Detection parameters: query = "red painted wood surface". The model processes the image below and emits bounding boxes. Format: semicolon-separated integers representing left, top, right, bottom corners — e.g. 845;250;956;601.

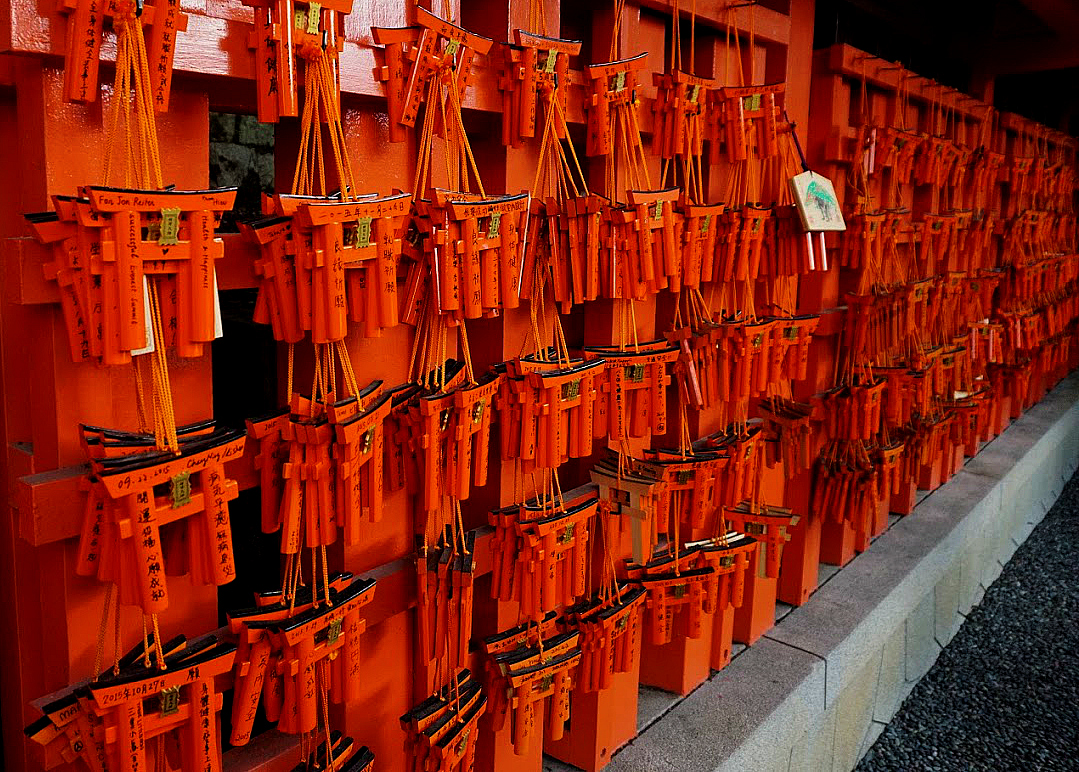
0;2;1075;771
0;5;811;769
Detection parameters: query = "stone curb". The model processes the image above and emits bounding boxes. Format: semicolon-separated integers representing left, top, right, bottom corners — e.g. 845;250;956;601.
597;373;1079;772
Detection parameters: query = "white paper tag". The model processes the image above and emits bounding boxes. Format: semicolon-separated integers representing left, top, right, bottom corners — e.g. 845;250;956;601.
130;269;223;357
131;276;156;356
213;268;223;340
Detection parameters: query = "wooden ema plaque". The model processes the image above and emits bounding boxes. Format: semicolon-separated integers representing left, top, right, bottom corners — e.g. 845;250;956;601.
500;31;582;147
494;356;605;472
696;533;759;670
260;383;385;554
713;83;785;162
583;341;678;442
229;576;376;738
242;0;352;122
677;201;725;289
563;586;646;694
520;194;605;311
651;70;714;160
401;673;486;772
85;637;236;772
626;547;715;647
625;189;684;293
589;455;663;565
27;186;237;365
691;427;765;514
485;628;581;756
584;54;649;158
226;573;354;745
58;0;188;108
401;371;501;531
410;192;530;323
27;633;235;772
415;533;477;701
543;586;645;772
76;430;245;614
628;546;714;696
757;397;817;472
634;449;726;535
489;485;598;618
25;634;177;771
373;8;493;141
723;502;799;581
244;192;411;344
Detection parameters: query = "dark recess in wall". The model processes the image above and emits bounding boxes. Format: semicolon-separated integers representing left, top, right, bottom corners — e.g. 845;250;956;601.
210;112;275;232
207;112;282;750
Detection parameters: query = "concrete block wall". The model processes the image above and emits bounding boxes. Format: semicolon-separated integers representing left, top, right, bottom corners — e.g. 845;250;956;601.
603;373;1079;772
209;113;274;230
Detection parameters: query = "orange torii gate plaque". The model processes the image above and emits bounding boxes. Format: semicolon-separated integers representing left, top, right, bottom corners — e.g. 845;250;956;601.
76;430;245;614
27;186;236;365
58;0;188;107
373;7;494;141
243;0;352;122
500;31;581;147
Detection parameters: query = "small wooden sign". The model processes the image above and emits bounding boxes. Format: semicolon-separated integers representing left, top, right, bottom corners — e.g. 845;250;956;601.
789;170;846;232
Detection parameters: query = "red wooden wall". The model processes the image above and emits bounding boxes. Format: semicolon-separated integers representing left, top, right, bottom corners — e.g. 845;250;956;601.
0;1;1074;771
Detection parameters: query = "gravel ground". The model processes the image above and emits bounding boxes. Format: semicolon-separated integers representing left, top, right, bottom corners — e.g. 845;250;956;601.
857;471;1079;772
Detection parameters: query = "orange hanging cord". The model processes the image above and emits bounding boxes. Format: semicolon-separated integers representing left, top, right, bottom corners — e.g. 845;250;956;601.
407;18;490;387
103;1;180;456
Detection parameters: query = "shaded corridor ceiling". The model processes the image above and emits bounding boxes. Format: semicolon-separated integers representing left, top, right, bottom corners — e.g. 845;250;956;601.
814;0;1079;135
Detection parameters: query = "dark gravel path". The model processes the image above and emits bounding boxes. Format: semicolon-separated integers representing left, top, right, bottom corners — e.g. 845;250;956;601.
857;470;1079;772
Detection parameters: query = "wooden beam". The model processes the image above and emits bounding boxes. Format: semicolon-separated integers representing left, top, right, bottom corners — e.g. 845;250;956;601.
635;0;792;46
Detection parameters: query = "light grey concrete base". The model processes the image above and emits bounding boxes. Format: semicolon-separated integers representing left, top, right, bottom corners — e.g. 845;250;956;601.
547;373;1079;772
